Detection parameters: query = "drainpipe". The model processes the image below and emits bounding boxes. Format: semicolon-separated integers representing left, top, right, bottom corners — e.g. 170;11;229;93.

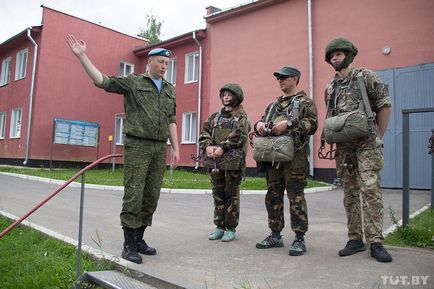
23;27;38;165
192;31;203;169
307;0;314;177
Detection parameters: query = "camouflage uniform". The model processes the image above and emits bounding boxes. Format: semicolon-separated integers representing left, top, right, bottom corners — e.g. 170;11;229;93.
199;84;249;231
255;91;318;234
96;72;176;229
325;67;392;244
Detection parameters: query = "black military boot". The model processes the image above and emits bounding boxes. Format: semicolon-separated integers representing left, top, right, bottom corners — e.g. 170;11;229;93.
338;240;367;256
122;227;142;264
135;226;156;255
370;243;392;262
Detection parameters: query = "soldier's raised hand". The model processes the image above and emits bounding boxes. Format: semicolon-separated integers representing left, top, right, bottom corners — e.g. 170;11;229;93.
66;34;86;57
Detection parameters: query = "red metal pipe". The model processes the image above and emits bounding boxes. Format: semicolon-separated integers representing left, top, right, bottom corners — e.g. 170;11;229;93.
0;154;123;238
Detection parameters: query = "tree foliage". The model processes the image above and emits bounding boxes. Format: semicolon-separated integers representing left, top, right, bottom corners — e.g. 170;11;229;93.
137;12;163;45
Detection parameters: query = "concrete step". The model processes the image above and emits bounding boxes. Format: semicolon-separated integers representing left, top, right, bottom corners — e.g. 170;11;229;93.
72;270;157;289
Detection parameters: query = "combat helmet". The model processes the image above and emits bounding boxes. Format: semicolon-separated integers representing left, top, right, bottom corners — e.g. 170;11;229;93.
325;38;358;70
220;83;244;107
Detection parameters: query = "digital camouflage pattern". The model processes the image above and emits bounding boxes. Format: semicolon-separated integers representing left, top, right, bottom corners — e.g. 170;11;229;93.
96;72;176;229
96;72;176;142
325;67;392;244
256;91;317;235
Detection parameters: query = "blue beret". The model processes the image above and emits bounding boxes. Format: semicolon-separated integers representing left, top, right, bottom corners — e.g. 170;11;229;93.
148;48;172;57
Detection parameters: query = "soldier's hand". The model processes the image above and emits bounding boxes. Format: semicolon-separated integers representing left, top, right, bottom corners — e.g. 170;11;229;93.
206;146;216;158
256;122;266;136
272;120;287;136
66;34;86;57
213;147;224;158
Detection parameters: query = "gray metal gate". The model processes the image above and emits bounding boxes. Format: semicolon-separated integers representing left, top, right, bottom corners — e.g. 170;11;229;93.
377;62;434;189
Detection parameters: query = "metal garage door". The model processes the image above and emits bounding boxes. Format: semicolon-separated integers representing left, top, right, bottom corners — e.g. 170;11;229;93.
377;62;434;189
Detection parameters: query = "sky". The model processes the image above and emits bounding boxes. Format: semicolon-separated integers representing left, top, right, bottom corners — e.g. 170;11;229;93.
0;0;252;43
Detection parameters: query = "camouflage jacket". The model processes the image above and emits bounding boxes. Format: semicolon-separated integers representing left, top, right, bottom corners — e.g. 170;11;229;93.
199;107;250;158
255;91;318;151
96;73;176;142
325;67;391;117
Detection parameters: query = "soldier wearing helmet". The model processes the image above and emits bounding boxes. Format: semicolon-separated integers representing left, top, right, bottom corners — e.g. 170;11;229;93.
199;83;250;242
323;38;393;262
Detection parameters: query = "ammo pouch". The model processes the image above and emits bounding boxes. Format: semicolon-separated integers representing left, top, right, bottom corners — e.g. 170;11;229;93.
324;110;369;144
253;135;294;163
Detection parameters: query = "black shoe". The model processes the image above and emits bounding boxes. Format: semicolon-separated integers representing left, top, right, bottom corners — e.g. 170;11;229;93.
122;244;142;264
136;240;157;255
370;243;392;262
338;240;367;256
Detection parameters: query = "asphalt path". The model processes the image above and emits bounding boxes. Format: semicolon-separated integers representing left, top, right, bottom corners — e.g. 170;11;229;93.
0;173;433;289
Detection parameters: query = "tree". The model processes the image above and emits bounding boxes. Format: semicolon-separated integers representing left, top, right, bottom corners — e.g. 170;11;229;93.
137;12;163;45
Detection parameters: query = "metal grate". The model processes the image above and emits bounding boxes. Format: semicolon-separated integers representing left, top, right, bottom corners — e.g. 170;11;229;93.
71;271;157;289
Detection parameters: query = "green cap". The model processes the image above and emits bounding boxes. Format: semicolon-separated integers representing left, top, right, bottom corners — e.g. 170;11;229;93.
273;66;301;78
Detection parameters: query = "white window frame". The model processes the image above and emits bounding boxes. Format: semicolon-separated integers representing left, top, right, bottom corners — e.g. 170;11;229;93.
182;112;197;144
1;57;12;86
184;51;199;84
10;108;22;138
115;115;124;145
119;61;134;76
15;48;28;80
0;112;6;139
165;57;177;85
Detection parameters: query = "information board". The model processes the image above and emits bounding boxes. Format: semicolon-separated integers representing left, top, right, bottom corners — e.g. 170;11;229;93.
53;118;99;147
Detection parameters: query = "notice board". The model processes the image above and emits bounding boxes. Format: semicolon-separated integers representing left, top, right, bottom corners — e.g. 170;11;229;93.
53;118;99;147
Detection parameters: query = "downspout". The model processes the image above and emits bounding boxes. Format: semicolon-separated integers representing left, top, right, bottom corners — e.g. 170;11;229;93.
23;27;38;165
308;0;314;176
192;31;203;169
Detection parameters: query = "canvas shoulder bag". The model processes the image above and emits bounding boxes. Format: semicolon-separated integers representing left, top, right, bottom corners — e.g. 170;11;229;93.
323;73;374;144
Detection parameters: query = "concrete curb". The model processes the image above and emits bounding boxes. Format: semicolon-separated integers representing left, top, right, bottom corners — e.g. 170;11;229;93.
0;172;335;195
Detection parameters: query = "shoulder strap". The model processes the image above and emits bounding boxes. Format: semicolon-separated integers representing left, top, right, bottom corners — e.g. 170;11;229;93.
356;72;374;119
264;102;277;123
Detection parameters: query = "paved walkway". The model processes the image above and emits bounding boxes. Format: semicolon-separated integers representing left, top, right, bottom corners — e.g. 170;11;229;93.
0;173;433;289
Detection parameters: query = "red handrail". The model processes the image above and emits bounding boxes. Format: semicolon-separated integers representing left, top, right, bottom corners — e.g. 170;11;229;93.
0;154;123;238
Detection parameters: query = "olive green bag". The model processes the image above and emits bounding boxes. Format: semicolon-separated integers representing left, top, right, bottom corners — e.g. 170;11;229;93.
253;135;294;163
324;74;374;144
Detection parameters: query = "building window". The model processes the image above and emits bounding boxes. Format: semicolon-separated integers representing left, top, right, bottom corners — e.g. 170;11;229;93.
0;112;6;139
1;57;11;86
10;108;22;138
182;112;197;143
15;49;28;80
185;52;199;83
115;115;124;145
119;62;134;76
165;58;177;85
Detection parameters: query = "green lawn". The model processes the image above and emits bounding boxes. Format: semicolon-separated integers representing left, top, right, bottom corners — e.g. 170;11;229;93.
0;166;329;190
0;216;114;289
385;208;434;249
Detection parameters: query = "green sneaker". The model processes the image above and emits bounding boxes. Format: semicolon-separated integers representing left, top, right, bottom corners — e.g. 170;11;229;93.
221;230;235;242
208;228;225;240
289;238;306;256
256;235;284;249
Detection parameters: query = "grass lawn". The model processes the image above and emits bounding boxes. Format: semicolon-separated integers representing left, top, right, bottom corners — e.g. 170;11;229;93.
385;208;434;249
0;216;114;289
0;166;328;190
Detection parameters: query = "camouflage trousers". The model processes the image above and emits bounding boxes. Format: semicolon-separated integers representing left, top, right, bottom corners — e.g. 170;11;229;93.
336;138;385;244
210;169;242;230
121;136;167;229
264;160;308;234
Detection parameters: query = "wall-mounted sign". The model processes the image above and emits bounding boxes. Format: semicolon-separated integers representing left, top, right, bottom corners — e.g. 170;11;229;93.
53;118;99;147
